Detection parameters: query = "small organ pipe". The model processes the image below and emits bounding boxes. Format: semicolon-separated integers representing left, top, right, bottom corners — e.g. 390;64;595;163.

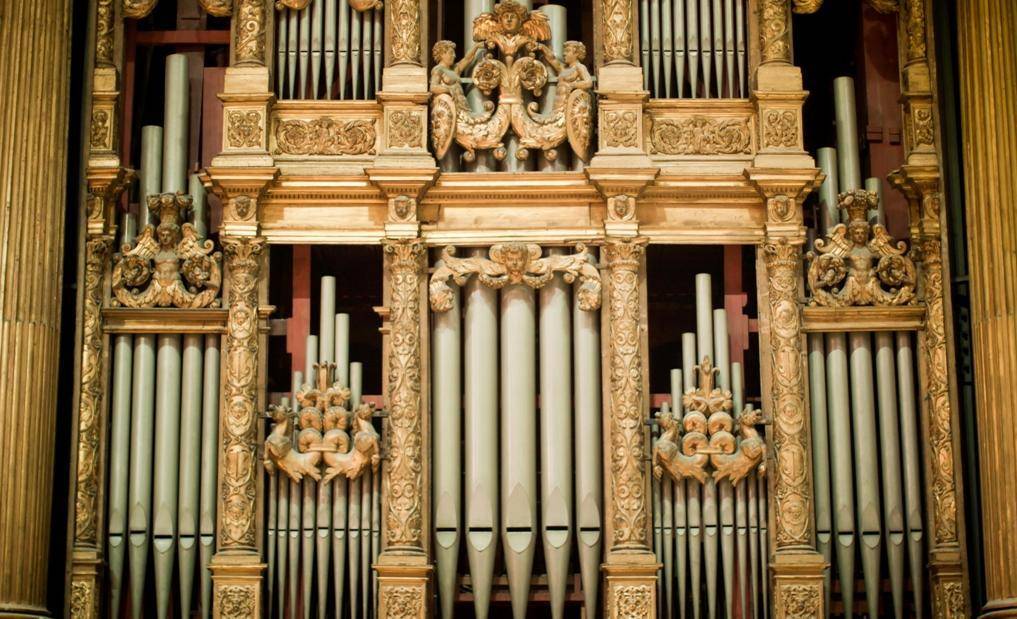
277;12;288;96
200;337;220;618
711;0;723;96
371;457;382;618
574;256;602;619
464;248;498;618
825;332;855;616
687;0;699;98
311;0;324;98
302;339;318;619
325;0;338;99
288;372;303;619
363;8;374;99
807;334;833;614
817;148;840;233
694;277;718;619
653;445;664;614
268;433;278;615
695;275;714;361
731;363;748;615
299;6;311;98
723;0;734;97
107;327;134;616
896;333;924;618
746;471;759;619
662;0;673;98
681;332;702;619
317;279;338;618
849;332;882;618
538;5;567;171
756;467;768;619
875;332;906;617
127;334;156;619
432;260;461;619
650;0;661;96
372;8;382;94
361;467;372;618
674;0;686;98
350;362;364;618
287;9;299;98
338;0;350;99
734;0;745;96
699;0;712;97
276;460;289;619
865;176;884;226
833;76;862;191
670;368;688;619
351;9;362;100
138;126;163;227
152;335;182;619
713;310;735;619
162;54;189;193
641;0;650;90
178;334;205;616
662;459;675;619
333;313;350;616
501;283;537;619
189;173;207;238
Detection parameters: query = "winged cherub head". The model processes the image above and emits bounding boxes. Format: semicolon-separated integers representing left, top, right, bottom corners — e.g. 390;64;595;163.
494;0;528;33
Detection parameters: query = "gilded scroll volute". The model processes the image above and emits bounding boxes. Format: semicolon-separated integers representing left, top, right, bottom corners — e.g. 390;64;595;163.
807;189;917;307
428;0;593;164
111;193;223;309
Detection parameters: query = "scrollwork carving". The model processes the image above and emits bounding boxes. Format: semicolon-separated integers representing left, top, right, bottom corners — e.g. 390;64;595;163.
759;0;791;64
90;110;111;151
904;0;927;62
613;584;653;618
198;0;233;16
429;243;602;313
383;586;424;618
123;0;158;19
388;110;423;149
649;116;752;155
95;0;115;66
763;110;798;148
778;584;822;618
601;0;635;64
70;578;98;619
111;193;222;309
227;111;263;149
216;584;257;618
235;0;267;66
603;110;639;148
807;189;916;307
389;0;421;65
275;118;377;156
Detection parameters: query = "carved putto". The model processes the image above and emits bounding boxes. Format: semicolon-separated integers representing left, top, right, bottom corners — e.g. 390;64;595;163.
429;243;602;312
264;362;381;483
653;357;766;485
807;189;917;307
429;0;593;163
111;193;222;308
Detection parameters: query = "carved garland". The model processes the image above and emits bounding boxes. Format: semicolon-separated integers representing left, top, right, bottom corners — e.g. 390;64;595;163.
649;116;752;155
606;238;649;548
275;117;377;156
219;236;265;550
72;237;113;546
763;238;812;548
384;239;426;549
429;243;602;313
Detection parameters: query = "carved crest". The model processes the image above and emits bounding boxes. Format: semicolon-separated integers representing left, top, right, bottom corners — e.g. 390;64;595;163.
264;362;381;483
429;243;602;312
111;193;222;309
653;357;766;485
807;189;917;307
428;0;593;163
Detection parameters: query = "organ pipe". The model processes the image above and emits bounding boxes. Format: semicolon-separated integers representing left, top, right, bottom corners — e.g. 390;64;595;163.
288;371;302;619
178;334;205;616
651;0;662;96
317;280;337;619
849;333;882;618
896;333;924;619
350;362;364;619
825;332;856;616
673;0;686;98
875;332;906;617
694;276;718;619
710;0;722;96
670;368;688;619
807;334;833;614
713;309;735;619
311;0;324;98
681;332;702;618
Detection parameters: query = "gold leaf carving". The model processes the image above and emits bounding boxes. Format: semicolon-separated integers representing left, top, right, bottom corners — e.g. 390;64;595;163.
933;578;966;618
649;116;752;155
384;239;426;549
605;238;649;548
601;0;634;63
904;0;927;61
382;586;424;618
807;189;916;307
911;106;935;147
429;243;602;313
123;0;158;19
778;584;822;618
198;0;233;16
275;118;377;156
235;0;267;66
759;0;791;64
90;110;112;151
227;111;263;149
70;578;98;619
72;237;112;546
763;110;798;148
96;0;115;66
112;194;222;309
613;584;653;618
389;0;421;65
219;236;265;550
762;238;812;548
603;110;639;148
216;584;257;617
388;110;423;149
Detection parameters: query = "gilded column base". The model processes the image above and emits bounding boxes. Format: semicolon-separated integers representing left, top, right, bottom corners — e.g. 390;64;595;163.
771;552;826;618
602;552;660;619
68;550;102;619
210;554;265;618
376;553;431;619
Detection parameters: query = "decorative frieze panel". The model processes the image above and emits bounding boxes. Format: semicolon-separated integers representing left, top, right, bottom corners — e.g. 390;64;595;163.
270;104;381;158
645;102;756;157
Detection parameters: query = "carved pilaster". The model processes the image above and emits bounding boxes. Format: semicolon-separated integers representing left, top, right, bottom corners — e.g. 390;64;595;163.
586;167;658;237
234;0;268;67
602;237;659;618
201;167;279;237
388;0;422;66
377;238;431;617
759;0;792;65
600;0;635;65
95;0;115;67
89;66;122;169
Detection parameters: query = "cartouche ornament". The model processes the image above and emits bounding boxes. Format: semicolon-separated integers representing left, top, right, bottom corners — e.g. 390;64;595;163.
429;0;593;163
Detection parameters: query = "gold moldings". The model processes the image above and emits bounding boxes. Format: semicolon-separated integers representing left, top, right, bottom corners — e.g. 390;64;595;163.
801;305;926;332
72;237;113;547
605;237;649;548
70;577;98;619
762;238;812;548
102;307;231;334
429;243;602;312
807;189;917;307
219;236;266;550
429;5;593;163
235;0;268;66
274;117;377;156
389;0;422;65
653;357;766;485
649;116;752;155
601;0;635;64
264;362;381;482
904;0;927;62
112;193;223;309
123;0;158;19
227;110;264;149
383;239;426;549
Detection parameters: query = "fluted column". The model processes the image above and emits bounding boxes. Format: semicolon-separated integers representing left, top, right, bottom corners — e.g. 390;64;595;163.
376;239;430;619
957;1;1017;615
0;0;73;615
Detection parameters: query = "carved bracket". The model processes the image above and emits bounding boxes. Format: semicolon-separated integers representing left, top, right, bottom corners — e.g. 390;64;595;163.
807;189;917;307
429;243;602;312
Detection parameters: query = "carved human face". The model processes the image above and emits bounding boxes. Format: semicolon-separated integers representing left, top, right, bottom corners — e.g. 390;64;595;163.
441;48;455;67
564;46;577;65
848;222;868;246
500;11;520;32
157;224;177;248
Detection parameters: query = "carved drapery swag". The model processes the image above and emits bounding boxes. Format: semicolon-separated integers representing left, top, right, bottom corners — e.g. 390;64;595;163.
384;239;426;549
219;236;265;550
112;193;222;309
605;238;650;549
429;243;602;313
763;238;813;548
653;357;766;485
807;189;917;307
430;1;593;164
73;237;114;546
264;362;381;483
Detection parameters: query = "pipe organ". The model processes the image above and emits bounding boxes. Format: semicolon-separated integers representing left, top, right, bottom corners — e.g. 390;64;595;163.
58;0;973;618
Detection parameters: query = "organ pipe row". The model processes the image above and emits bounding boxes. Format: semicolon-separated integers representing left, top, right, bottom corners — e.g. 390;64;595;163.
107;54;221;618
806;76;926;617
652;273;768;619
276;0;383;100
430;247;602;619
640;0;747;99
265;277;382;618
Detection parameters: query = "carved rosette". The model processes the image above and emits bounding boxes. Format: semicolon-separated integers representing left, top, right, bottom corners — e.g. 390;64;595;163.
605;238;649;548
235;0;268;66
389;0;421;65
762;239;812;548
429;243;602;313
72;237;113;547
219;236;266;550
601;0;635;63
384;239;426;549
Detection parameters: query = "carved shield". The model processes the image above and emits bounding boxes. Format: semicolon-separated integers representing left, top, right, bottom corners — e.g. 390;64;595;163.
566;89;593;163
431;93;456;160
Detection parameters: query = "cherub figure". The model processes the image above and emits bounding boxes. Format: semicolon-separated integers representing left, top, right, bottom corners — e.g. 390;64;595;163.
429;40;486;109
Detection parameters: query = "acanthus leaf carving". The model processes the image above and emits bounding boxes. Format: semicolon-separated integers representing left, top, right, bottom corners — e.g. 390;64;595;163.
778;584;823;618
807;189;917;307
112;193;222;309
649;116;752;155
429;243;602;313
275;117;377;156
613;584;653;619
389;0;421;65
216;584;257;618
96;0;115;66
227;110;263;149
198;0;233;16
601;0;635;63
763;110;798;148
759;0;791;64
235;0;268;66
